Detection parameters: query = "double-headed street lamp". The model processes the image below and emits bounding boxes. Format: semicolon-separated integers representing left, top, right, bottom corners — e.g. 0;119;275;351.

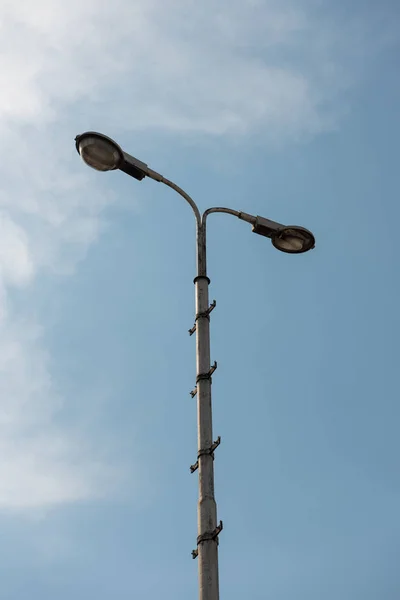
75;131;315;600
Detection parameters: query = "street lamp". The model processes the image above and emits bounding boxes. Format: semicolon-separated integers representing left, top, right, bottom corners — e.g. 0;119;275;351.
75;131;315;600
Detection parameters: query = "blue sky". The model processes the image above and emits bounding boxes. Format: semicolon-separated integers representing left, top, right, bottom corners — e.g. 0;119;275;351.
0;0;399;598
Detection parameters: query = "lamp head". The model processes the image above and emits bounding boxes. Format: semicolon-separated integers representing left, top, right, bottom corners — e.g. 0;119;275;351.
75;131;150;181
75;132;123;172
252;216;315;254
271;226;315;254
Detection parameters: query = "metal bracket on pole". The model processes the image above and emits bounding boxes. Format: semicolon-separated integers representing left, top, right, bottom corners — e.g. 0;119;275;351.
189;362;217;398
188;300;216;336
192;521;223;559
190;436;221;473
196;361;217;383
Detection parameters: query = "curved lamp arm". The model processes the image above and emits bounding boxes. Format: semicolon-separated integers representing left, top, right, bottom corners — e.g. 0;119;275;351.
202;207;256;225
153;174;205;275
157;173;202;226
199;207;259;277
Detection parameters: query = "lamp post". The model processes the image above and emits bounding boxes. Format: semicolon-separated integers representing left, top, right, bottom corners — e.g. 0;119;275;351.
75;132;315;600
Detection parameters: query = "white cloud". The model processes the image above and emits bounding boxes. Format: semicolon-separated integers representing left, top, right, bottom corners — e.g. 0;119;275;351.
0;213;34;288
0;0;353;137
0;316;119;509
0;0;390;510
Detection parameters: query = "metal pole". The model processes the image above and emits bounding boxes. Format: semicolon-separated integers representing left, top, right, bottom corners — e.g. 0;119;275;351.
194;219;220;600
154;177;221;599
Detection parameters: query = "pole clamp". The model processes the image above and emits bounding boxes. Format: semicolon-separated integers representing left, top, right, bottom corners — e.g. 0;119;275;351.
193;275;211;285
189;362;217;398
192;521;223;559
188;300;216;336
196;361;217;384
190;436;221;473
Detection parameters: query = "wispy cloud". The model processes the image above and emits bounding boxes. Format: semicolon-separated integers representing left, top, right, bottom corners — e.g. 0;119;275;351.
0;0;389;510
0;0;356;137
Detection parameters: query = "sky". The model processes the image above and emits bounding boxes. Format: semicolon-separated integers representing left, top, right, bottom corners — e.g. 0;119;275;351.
0;0;399;598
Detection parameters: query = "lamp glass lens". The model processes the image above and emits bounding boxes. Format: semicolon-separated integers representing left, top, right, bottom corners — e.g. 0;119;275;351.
272;227;315;254
276;234;304;252
78;136;121;171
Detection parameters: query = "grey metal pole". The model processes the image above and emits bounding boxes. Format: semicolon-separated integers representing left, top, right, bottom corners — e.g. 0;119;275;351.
194;220;220;600
153;177;222;599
